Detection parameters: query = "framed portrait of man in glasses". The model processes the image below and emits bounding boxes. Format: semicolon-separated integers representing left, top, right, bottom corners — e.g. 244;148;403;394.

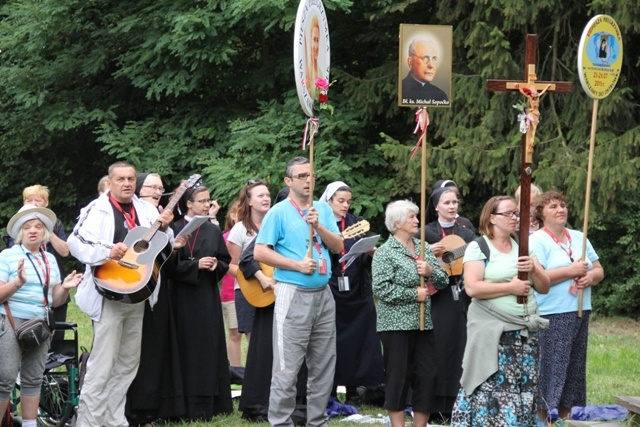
398;24;452;108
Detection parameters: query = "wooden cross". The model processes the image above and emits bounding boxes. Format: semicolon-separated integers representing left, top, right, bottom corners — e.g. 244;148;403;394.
487;34;572;304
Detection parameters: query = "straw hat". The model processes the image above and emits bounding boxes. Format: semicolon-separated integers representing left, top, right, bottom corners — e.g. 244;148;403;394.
7;204;56;239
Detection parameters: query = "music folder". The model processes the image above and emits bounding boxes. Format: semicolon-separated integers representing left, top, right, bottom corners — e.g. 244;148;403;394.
176;215;211;238
338;235;380;269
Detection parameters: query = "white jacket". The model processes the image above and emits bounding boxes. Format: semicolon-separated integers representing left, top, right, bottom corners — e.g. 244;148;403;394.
68;194;173;321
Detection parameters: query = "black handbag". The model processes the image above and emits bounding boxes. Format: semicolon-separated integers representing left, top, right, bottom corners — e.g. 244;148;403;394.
14;316;52;351
3;303;52;351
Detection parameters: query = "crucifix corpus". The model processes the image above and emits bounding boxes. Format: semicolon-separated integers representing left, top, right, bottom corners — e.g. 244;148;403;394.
487;34;572;304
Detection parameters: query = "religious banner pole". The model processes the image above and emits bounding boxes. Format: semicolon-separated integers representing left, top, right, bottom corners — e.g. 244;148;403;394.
293;0;331;257
398;24;452;330
307;121;319;257
487;34;572;304
418;108;428;330
577;15;623;317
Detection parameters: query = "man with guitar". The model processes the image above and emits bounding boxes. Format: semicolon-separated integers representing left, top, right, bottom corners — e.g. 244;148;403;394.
254;157;343;427
68;162;180;427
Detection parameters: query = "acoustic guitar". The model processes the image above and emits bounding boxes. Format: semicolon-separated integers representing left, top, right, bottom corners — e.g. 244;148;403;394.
237;219;372;307
435;234;468;276
93;174;202;304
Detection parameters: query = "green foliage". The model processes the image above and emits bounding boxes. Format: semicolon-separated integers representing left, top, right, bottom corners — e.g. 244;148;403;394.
589;190;640;319
1;0;640;314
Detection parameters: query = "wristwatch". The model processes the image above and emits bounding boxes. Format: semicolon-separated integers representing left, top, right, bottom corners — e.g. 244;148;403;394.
13;280;23;289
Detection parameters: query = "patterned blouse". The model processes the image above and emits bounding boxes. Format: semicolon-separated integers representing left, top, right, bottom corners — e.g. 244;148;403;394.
372;235;448;332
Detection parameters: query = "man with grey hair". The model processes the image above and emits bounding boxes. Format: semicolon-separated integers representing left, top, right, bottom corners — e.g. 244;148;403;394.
401;38;449;104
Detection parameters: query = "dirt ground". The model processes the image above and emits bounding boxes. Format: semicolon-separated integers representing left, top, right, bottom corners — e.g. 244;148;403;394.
589;315;640;337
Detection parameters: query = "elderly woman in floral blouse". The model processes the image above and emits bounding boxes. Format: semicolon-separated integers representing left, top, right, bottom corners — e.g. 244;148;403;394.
372;200;449;427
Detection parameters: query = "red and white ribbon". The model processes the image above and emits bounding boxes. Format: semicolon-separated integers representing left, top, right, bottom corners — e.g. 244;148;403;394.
301;117;320;150
410;108;429;160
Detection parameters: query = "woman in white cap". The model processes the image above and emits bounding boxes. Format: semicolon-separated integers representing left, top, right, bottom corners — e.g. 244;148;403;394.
0;204;82;427
320;181;384;406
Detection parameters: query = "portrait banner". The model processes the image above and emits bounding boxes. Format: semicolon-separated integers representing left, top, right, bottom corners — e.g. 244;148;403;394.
398;24;452;108
294;0;331;117
578;15;623;100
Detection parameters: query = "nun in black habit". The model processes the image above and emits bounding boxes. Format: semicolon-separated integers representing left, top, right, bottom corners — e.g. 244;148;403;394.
169;185;233;420
423;186;476;419
126;173;185;425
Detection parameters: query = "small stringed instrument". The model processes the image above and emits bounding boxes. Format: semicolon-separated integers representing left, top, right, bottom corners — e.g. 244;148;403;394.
238;219;372;307
435;234;468;276
341;219;370;239
93;174;202;303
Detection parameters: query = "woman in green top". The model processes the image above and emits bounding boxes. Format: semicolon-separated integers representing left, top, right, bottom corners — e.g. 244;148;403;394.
451;195;550;427
372;200;449;427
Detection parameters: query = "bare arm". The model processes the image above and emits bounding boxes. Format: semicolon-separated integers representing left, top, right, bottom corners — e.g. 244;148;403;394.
530;257;550;294
575;260;604;289
546;258;589;286
49;234;70;257
307;206;343;253
226;240;242;278
254;243;316;275
463;260;524;299
52;270;83;307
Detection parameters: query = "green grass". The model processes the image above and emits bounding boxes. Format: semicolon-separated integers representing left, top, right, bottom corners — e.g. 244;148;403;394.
65;293;640;426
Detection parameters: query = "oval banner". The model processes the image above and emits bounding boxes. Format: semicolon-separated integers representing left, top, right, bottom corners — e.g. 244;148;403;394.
577;15;623;99
293;0;330;117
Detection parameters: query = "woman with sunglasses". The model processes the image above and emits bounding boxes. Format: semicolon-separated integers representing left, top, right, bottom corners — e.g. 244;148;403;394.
226;180;273;347
452;196;550;427
170;186;232;421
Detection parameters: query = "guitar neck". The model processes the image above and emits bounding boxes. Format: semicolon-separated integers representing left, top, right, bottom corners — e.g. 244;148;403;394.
140;182;190;241
451;245;468;260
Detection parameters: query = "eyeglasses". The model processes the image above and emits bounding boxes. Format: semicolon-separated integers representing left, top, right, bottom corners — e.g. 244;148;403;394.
142;185;164;193
247;179;266;185
195;199;212;204
493;211;520;218
289;173;317;180
412;54;439;65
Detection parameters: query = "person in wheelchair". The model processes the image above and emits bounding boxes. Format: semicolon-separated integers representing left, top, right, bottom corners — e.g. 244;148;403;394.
0;205;82;427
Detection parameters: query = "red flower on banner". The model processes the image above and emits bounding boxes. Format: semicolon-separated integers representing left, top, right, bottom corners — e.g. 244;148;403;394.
314;78;334;115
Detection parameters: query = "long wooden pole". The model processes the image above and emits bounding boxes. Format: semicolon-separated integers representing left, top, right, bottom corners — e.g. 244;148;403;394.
578;98;598;318
307;121;318;257
419;108;428;331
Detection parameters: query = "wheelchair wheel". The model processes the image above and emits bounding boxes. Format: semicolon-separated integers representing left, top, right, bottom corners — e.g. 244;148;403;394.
37;372;75;427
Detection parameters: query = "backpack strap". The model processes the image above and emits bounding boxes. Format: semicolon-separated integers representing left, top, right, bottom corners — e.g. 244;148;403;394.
474;236;491;265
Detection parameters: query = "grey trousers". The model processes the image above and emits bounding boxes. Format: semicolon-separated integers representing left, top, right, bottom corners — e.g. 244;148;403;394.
269;283;336;427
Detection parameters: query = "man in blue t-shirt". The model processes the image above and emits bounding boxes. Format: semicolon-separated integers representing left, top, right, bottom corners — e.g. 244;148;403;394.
255;156;343;427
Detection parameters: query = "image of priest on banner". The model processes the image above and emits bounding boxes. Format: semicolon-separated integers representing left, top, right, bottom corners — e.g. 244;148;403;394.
401;37;448;105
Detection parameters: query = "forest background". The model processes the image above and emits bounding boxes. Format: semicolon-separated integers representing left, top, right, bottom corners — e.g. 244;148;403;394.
0;0;638;318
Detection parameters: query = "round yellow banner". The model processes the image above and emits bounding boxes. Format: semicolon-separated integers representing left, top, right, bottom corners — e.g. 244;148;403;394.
577;15;623;99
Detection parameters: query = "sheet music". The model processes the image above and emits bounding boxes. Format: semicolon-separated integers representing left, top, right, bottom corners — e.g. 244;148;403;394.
176;215;211;238
338;235;380;269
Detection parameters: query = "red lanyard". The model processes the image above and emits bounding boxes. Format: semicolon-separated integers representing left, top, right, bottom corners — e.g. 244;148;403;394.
184;218;202;258
441;226;454;239
109;194;137;230
339;217;346;273
24;247;51;307
543;227;574;262
289;198;323;256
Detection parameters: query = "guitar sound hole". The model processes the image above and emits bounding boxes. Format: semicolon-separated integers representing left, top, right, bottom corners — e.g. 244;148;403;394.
134;241;149;252
441;252;454;263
